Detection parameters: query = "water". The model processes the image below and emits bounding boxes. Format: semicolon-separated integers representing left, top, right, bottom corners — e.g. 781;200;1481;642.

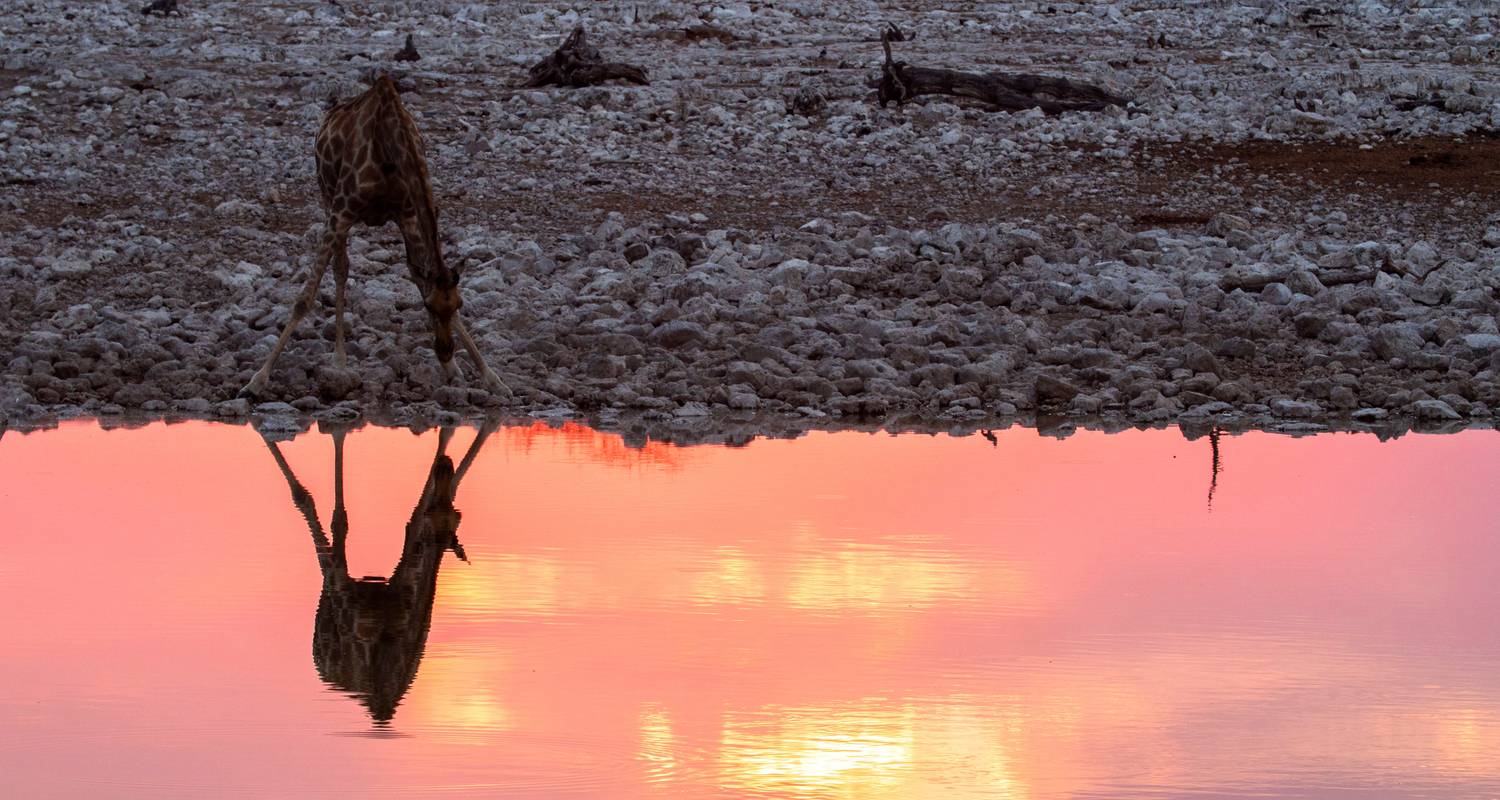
1;420;1498;798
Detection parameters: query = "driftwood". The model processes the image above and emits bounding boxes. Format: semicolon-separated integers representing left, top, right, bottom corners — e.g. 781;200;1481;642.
786;84;827;116
681;24;737;43
1218;266;1375;292
1299;6;1338;35
876;24;1129;114
525;25;649;88
394;33;421;63
649;24;738;44
1391;94;1486;114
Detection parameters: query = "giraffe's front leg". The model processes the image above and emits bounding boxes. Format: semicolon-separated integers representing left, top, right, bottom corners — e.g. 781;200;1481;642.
453;315;510;397
241;276;320;401
240;221;346;400
241;367;272;401
480;367;508;395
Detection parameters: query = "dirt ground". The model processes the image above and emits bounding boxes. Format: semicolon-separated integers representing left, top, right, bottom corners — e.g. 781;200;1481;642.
3;1;1500;429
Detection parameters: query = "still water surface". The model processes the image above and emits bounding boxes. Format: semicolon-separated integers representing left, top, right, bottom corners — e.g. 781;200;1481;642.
1;420;1498;798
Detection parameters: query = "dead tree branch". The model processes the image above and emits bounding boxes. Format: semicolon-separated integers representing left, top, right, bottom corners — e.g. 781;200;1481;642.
876;23;1130;114
525;25;649;89
394;33;421;62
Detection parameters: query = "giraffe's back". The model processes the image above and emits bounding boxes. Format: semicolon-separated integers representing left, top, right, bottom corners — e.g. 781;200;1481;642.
313;76;431;227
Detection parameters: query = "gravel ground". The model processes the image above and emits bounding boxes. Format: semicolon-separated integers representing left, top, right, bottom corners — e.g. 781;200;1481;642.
2;0;1499;435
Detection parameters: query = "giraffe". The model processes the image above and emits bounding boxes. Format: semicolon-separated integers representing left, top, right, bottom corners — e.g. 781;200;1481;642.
260;421;496;723
240;74;507;400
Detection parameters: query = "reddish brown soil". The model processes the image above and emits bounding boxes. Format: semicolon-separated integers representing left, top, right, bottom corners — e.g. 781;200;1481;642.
499;135;1500;240
1130;136;1500;238
1211;135;1500;193
10;136;1496;246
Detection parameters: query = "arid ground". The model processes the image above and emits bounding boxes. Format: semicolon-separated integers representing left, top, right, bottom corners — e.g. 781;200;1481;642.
3;0;1499;436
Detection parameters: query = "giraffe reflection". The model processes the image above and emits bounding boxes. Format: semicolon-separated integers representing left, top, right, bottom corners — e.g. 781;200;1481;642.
261;422;495;723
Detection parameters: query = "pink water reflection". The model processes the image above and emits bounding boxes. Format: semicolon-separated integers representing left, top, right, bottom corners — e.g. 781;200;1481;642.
1;420;1498;798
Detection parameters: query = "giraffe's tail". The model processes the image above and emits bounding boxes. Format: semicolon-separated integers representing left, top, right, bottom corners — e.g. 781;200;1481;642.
369;74;411;177
371;72;402;103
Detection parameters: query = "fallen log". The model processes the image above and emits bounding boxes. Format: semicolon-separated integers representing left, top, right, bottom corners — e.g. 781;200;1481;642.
648;24;738;44
525;25;649;89
1391;94;1487;114
875;23;1129;114
1218;266;1374;292
1312;268;1378;287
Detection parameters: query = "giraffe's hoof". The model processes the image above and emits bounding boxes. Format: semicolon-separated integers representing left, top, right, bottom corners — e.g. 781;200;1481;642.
443;360;465;384
239;374;269;401
482;371;512;397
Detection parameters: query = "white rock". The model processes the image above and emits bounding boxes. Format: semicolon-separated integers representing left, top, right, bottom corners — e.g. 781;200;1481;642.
1413;399;1461;420
769;259;813;287
1462;333;1500;354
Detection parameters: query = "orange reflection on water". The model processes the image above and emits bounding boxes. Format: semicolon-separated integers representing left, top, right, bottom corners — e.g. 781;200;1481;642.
504;419;690;470
1;420;1499;798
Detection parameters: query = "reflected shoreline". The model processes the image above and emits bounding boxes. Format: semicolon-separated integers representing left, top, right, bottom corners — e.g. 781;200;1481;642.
3;406;1493;449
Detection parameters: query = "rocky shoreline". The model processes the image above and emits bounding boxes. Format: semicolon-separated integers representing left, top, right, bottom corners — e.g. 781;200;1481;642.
2;404;1488;453
5;209;1500;432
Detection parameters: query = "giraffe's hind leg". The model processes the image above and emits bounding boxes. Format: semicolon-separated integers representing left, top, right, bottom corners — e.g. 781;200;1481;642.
240;217;351;400
332;240;351;370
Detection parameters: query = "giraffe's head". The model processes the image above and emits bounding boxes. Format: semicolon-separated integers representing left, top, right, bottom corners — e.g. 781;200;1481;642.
424;272;462;365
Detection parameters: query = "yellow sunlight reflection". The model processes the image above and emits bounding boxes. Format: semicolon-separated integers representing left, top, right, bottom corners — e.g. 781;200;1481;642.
404;654;514;737
719;702;916;798
716;700;1032;798
639;704;678;782
440;524;1032;618
440;553;600;616
784;544;977;611
1435;708;1500;770
687;546;769;606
